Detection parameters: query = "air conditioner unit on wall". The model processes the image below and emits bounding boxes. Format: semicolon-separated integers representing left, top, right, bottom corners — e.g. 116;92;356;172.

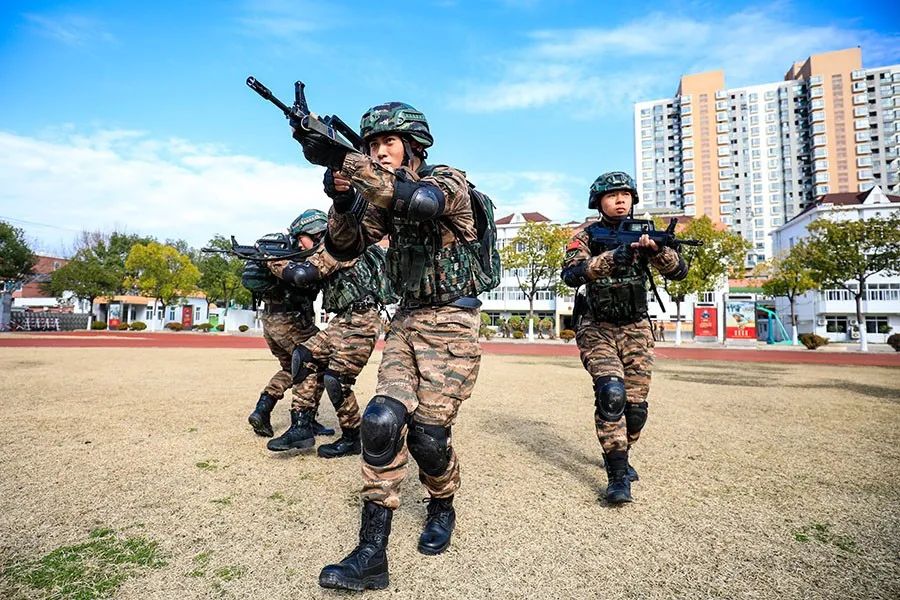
849;318;859;327
816;318;826;326
850;329;861;339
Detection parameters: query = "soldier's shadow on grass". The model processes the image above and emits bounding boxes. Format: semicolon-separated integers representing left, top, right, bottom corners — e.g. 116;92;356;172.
480;411;603;494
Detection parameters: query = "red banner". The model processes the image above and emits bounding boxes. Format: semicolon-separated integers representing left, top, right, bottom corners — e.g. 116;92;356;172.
182;305;194;329
693;306;717;337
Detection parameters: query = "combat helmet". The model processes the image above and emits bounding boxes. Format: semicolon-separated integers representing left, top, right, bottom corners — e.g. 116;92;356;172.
359;102;433;149
289;209;328;239
588;171;639;210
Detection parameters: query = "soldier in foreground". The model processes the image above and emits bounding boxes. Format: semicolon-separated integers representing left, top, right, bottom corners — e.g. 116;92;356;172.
296;102;496;590
265;241;395;457
561;172;689;504
246;210;334;441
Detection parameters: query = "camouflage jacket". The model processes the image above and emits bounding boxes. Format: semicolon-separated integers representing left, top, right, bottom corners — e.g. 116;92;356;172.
325;154;479;307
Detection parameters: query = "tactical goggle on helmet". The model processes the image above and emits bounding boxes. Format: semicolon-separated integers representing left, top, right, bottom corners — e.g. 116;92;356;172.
289;209;328;238
359;102;433;149
588;171;639;210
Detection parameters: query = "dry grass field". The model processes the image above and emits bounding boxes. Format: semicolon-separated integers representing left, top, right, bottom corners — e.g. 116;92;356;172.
0;347;898;599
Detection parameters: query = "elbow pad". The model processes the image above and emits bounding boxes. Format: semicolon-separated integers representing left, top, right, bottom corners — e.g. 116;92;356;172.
666;257;689;281
392;178;445;221
281;262;321;287
562;262;590;287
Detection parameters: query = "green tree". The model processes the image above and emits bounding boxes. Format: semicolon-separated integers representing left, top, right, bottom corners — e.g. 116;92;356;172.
41;249;116;315
663;216;750;344
803;215;900;352
125;242;201;330
761;243;817;345
41;230;153;317
196;235;250;317
499;222;570;340
0;221;37;330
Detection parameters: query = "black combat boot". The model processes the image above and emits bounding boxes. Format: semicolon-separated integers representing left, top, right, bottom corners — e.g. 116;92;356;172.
266;409;315;451
248;393;277;437
417;496;456;556
317;427;361;458
319;501;392;591
604;450;633;504
627;456;639;482
312;416;335;437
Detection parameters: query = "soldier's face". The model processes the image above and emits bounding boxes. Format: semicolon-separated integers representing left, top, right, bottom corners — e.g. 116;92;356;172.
368;134;405;171
296;234;316;250
599;190;633;219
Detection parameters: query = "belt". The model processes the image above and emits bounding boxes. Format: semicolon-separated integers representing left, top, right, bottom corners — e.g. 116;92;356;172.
401;296;482;310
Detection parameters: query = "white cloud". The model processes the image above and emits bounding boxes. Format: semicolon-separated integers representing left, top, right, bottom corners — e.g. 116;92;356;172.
23;13;116;46
468;170;582;222
458;7;900;114
0;129;332;254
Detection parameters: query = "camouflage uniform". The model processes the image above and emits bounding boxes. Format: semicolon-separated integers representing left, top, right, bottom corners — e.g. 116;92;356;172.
561;171;688;504
273;246;387;434
563;227;682;453
327;152;482;508
259;289;324;416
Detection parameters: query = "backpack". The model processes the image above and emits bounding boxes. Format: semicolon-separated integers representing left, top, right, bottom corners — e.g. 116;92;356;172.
421;166;501;294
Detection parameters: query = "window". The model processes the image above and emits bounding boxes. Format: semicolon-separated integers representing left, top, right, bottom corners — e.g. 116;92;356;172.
865;316;889;334
826;316;848;333
195;306;202;321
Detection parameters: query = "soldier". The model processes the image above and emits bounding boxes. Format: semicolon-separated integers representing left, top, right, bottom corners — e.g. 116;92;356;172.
561;172;688;504
247;210;334;442
296;102;491;590
265;242;395;457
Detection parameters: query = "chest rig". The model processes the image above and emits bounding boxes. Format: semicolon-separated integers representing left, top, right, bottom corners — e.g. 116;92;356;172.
321;247;382;314
386;216;479;307
585;231;649;325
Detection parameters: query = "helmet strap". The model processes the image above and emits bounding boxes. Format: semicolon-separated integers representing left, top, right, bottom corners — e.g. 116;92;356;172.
401;138;413;168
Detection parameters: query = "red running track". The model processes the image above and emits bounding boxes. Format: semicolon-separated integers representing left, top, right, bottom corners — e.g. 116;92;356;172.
1;331;898;367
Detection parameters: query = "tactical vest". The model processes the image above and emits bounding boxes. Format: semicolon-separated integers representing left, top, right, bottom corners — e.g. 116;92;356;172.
386;165;484;307
322;246;394;313
386;218;480;307
584;224;649;325
264;281;316;324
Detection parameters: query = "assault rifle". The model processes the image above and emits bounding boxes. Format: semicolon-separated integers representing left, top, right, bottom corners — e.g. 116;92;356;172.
246;76;363;152
201;233;315;263
585;217;703;256
585;217;702;315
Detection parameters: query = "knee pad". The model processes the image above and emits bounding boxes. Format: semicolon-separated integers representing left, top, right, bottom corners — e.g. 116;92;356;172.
291;345;314;385
594;376;627;422
407;420;451;477
625;401;649;435
361;395;408;467
323;370;345;409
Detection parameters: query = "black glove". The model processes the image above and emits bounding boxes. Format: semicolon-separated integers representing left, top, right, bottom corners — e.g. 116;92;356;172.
282;261;321;287
323;169;357;213
300;131;348;170
612;244;636;269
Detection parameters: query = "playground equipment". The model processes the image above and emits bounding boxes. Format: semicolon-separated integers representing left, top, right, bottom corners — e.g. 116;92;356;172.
757;305;792;345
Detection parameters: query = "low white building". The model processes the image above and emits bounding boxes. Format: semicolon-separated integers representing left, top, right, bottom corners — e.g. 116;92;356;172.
771;185;900;344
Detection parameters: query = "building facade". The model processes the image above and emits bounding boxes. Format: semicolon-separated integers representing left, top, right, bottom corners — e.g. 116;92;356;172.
635;48;899;265
771;186;900;344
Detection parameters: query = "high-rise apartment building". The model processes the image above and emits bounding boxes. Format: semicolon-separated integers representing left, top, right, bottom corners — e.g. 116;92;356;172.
634;48;899;264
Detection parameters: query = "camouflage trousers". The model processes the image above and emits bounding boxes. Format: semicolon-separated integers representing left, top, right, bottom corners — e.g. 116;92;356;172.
362;305;481;510
291;306;382;430
576;318;654;454
261;312;323;409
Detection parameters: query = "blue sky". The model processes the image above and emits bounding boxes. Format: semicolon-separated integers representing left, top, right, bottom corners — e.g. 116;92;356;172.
1;0;897;254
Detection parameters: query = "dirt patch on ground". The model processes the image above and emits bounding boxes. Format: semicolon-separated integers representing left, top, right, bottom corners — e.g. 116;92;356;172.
0;348;898;599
